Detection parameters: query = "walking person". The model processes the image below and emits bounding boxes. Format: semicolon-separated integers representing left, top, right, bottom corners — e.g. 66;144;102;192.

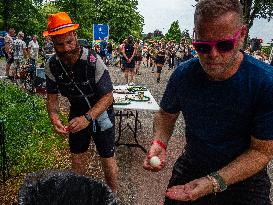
44;12;118;192
134;39;142;75
28;34;40;67
143;0;273;204
13;31;27;78
4;28;16;78
122;35;136;85
155;49;166;83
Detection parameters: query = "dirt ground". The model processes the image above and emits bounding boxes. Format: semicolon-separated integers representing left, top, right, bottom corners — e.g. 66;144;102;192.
0;58;273;204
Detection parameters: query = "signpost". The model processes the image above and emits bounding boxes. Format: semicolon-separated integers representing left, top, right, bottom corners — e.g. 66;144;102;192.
93;24;109;44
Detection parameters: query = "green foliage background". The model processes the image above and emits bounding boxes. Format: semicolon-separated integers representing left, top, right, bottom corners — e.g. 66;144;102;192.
0;81;67;176
0;0;144;43
165;20;182;43
261;45;273;56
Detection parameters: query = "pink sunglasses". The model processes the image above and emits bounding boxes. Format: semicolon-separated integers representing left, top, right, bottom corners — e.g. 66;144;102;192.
192;29;242;54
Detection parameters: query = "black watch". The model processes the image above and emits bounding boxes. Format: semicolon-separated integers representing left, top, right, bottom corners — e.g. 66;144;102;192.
209;172;227;192
84;113;93;123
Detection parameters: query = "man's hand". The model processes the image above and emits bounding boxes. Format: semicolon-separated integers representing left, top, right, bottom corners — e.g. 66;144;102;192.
165;177;214;201
52;118;69;136
143;144;166;172
67;116;89;133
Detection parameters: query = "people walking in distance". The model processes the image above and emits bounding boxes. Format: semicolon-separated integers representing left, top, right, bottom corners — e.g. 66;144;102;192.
13;31;27;78
155;49;166;83
4;28;16;78
134;39;142;75
122;35;136;85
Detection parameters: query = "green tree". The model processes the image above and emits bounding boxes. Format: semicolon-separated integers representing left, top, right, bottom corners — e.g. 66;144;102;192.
240;0;273;44
181;29;192;43
53;0;144;42
95;0;144;43
0;0;4;29
53;0;96;39
1;0;46;37
165;20;182;43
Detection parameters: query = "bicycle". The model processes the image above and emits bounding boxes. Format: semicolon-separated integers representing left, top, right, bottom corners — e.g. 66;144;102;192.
19;60;35;93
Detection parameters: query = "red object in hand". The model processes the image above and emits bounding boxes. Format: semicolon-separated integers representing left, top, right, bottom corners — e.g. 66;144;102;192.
152;140;167;150
64;126;70;132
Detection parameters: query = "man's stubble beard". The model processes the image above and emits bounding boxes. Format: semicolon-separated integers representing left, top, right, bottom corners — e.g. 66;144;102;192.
57;43;80;66
201;49;241;80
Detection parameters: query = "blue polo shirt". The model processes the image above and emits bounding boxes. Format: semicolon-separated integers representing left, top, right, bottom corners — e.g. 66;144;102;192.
160;54;273;168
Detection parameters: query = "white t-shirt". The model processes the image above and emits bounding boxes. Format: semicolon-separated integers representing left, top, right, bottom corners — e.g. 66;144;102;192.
13;39;26;60
28;40;39;60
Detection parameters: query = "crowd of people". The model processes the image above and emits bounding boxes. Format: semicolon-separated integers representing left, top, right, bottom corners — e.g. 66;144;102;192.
2;28;55;80
2;25;272;85
2;0;273;204
93;36;197;85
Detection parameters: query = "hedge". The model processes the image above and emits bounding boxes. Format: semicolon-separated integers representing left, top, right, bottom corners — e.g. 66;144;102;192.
0;81;67;176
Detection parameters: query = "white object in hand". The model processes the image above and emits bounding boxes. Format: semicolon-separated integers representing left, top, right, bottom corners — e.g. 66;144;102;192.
150;156;161;167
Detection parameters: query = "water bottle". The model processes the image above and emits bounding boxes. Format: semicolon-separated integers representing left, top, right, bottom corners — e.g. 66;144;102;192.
97;111;113;131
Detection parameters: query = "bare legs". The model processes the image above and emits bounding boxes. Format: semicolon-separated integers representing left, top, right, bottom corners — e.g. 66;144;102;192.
71;152;118;193
101;156;118;193
5;63;12;77
124;69;135;84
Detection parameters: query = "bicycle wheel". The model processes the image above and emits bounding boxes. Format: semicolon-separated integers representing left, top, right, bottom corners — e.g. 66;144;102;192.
24;73;35;93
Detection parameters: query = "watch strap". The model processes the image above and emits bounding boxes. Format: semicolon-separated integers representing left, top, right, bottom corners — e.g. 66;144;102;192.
209;172;227;192
84;113;92;122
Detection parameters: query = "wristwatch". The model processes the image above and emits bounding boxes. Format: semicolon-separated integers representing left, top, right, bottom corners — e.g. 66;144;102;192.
209;172;227;192
84;113;93;123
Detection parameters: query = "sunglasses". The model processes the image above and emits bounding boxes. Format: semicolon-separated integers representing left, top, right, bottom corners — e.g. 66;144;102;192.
192;29;241;54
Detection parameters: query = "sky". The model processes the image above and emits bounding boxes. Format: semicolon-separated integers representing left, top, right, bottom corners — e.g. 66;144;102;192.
137;0;273;43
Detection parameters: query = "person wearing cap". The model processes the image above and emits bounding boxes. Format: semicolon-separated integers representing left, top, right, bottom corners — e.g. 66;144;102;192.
44;12;118;192
143;0;273;204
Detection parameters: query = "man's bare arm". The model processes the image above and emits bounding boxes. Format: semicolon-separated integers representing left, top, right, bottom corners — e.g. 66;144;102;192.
86;91;113;120
153;108;180;144
47;93;60;122
47;93;68;135
219;137;273;186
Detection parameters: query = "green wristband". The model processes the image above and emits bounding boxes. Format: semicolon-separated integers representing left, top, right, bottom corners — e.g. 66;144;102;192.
209;172;227;192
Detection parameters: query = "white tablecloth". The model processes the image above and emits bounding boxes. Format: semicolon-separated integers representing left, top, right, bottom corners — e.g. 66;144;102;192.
113;85;160;111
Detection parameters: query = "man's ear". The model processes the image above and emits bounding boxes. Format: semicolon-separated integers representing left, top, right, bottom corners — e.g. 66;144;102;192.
238;25;248;47
241;25;248;38
73;31;78;39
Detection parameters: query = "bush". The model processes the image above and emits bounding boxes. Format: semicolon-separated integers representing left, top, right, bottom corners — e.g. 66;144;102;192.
0;81;67;176
261;46;272;56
